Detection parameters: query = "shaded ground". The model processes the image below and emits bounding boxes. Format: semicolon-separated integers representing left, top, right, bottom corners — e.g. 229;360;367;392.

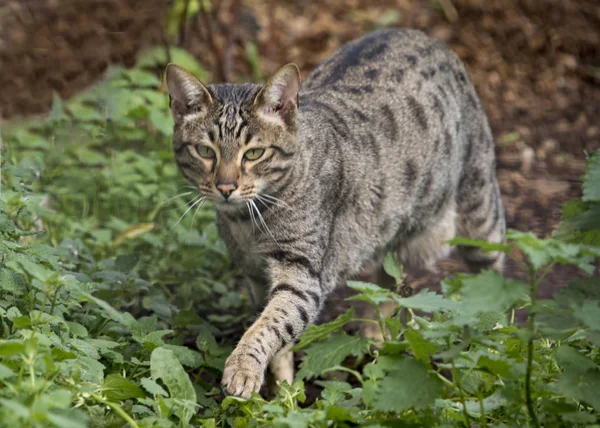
1;0;599;295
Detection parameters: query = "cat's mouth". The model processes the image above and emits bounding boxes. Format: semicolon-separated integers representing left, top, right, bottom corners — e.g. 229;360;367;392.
213;196;255;213
214;198;246;208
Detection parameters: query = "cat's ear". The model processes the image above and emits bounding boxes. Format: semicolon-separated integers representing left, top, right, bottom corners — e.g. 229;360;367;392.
254;63;300;128
165;64;213;122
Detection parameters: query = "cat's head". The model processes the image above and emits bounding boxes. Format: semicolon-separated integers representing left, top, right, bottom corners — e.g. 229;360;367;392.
165;64;300;211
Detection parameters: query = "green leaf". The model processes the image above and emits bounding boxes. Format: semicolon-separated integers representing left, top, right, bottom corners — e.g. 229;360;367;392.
582;150;600;202
555;346;600;410
0;398;29;418
297;333;370;380
295;308;355;350
375;9;402;28
136;46;209;82
66;322;88;338
383;251;404;283
45;389;73;409
371;358;442;412
48;92;66;122
347;281;394;306
150;347;197;423
394;289;460;312
70;339;100;359
460;270;528;315
141;330;174;349
80;292;135;327
162;344;204;368
46;411;89;428
12;258;53;282
475;354;515;378
0;363;15;379
449;236;511;254
195;326;218;353
405;329;435;362
0;341;25;356
573;300;600;331
141;377;168;397
102;374;145;401
274;412;313;428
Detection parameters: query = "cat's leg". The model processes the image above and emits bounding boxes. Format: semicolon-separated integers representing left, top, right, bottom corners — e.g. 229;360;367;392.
456;175;506;272
222;257;322;398
398;204;457;271
266;344;294;396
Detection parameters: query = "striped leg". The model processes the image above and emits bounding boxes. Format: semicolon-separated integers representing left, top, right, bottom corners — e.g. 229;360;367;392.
266;344;294;397
457;176;506;272
222;254;321;398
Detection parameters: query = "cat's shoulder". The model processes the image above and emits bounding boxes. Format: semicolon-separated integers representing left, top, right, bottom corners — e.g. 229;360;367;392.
301;28;458;93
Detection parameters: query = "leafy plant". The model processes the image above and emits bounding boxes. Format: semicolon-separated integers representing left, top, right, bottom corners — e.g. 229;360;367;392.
1;43;599;427
557;150;600;245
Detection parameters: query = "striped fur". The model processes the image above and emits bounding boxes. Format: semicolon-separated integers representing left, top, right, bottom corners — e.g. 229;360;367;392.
166;29;505;398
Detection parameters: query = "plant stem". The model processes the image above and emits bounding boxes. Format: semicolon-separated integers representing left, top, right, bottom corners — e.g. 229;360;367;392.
479;392;487;427
91;393;140;428
49;286;60;315
525;268;540;428
322;365;364;386
451;354;472;428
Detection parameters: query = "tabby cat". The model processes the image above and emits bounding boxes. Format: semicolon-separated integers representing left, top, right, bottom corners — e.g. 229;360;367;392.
165;28;505;398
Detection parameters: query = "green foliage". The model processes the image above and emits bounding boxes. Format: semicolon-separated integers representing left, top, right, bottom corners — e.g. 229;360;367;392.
557;149;600;245
1;47;599;427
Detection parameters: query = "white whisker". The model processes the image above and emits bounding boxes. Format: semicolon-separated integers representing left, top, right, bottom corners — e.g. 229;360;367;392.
258;193;292;210
153;191;195;216
250;200;277;243
246;201;257;232
253;195;272;210
157;191;194;208
255;194;286;211
170;194;205;231
190;198;209;227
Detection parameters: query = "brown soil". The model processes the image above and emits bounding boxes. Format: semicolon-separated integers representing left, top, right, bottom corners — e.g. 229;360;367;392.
1;0;599;298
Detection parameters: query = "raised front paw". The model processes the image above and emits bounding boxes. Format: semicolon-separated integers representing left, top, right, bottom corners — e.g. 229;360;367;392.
222;348;265;398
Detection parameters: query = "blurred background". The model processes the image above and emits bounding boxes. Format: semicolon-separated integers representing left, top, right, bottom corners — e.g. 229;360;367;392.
1;0;599;294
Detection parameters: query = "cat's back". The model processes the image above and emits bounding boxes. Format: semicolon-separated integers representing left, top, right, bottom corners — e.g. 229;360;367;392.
301;28;466;95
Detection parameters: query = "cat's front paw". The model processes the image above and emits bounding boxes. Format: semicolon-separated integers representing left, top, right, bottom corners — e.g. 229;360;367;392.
222;348;265;398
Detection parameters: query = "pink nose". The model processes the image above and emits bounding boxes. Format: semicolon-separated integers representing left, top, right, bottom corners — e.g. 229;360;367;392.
216;182;237;198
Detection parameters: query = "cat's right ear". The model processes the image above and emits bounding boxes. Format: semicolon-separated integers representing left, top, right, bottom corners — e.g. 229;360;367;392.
165;64;213;122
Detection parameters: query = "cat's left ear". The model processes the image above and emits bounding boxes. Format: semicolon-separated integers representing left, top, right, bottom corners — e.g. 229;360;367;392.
254;64;300;128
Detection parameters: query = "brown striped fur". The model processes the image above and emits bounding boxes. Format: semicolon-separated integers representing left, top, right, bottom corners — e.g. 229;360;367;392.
165;29;505;398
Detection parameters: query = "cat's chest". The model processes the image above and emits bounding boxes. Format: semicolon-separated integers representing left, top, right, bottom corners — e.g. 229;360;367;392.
228;220;256;249
226;219;267;266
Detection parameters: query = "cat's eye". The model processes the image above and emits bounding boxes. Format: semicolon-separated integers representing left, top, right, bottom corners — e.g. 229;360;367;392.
244;148;265;161
196;145;216;159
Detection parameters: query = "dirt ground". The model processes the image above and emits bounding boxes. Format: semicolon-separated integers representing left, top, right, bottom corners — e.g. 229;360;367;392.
1;0;599;297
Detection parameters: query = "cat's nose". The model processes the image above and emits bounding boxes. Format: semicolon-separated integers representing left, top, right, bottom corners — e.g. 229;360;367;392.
216;182;238;199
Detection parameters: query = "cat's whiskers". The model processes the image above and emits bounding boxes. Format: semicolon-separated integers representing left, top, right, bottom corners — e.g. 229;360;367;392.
170;194;205;231
253;195;271;211
250;200;278;243
245;201;256;231
258;193;292;210
190;196;209;227
158;191;194;207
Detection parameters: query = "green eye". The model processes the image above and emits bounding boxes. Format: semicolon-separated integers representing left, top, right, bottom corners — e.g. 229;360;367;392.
196;145;215;159
244;148;265;161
